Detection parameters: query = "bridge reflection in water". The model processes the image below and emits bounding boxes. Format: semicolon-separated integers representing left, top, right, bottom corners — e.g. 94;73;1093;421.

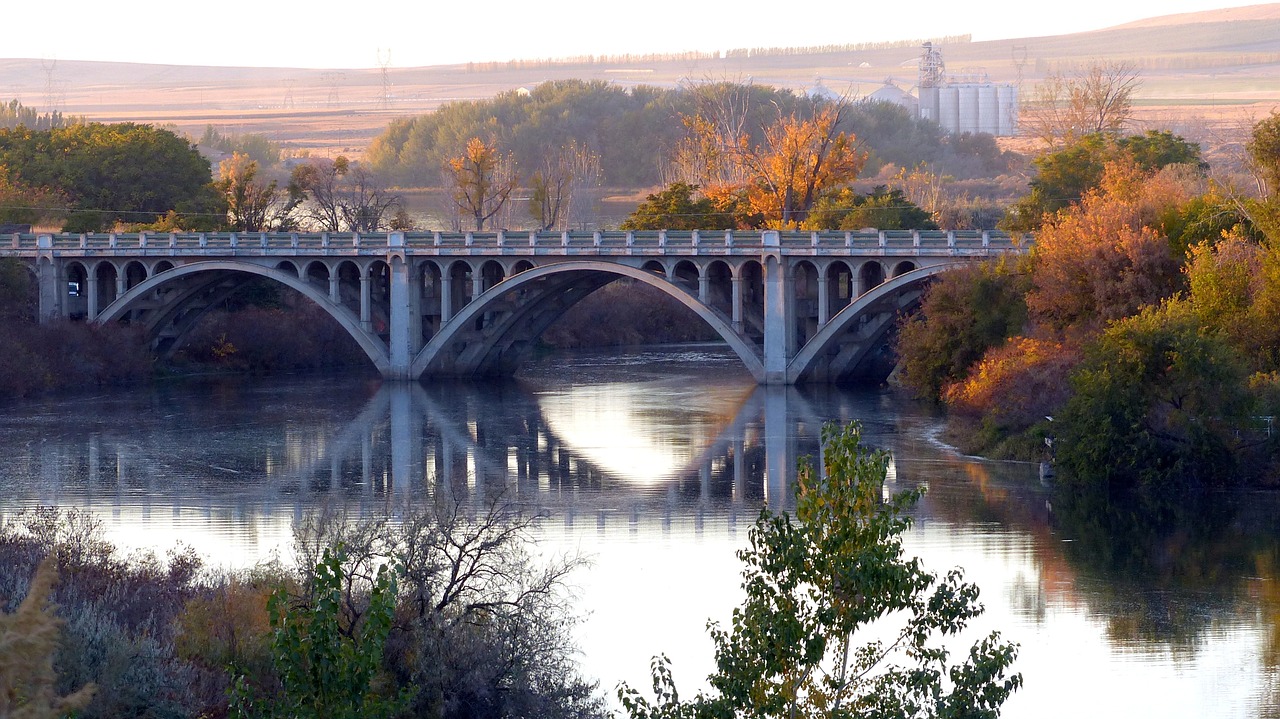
13;373;896;561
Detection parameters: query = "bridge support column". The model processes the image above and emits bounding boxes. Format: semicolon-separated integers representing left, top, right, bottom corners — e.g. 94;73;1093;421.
86;273;99;319
763;253;792;384
359;272;372;332
440;275;453;322
36;254;61;324
731;276;743;331
387;256;420;379
817;274;829;325
328;274;340;303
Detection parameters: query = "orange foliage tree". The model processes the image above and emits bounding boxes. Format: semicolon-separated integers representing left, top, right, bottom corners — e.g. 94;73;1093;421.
671;101;866;229
1026;161;1192;332
443;137;518;231
943;335;1082;435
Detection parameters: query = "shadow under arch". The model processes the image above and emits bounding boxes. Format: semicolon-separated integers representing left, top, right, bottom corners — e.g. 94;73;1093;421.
787;263;959;384
411;260;766;382
92;260;390;374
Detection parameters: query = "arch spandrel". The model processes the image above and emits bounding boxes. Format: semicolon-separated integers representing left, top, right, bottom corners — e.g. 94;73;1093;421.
411;260;766;382
93;260;390;374
786;263;959;384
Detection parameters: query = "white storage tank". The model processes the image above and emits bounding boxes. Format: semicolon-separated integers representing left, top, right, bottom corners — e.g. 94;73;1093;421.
978;85;1000;134
957;85;980;134
938;86;960;133
997;85;1018;136
918;86;940;123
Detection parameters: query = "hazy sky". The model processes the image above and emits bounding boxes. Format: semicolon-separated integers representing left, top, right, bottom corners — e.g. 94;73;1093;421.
5;0;1268;69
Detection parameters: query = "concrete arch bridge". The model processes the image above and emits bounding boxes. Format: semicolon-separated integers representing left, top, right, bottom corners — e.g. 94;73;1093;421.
4;229;1029;384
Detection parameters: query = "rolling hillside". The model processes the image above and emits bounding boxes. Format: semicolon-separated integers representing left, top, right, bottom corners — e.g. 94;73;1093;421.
0;3;1277;160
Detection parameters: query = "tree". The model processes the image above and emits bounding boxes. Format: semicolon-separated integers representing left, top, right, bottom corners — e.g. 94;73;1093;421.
443;137;519;231
804;185;938;230
1025;161;1190;331
291;157;404;232
1021;61;1142;147
895;257;1030;403
215;152;301;232
231;545;406;719
0;558;96;718
620;182;737;230
737;103;866;228
1055;299;1252;490
669;90;866;229
291;496;605;719
619;422;1021;719
0;122;222;232
0;164;66;228
1001;131;1204;232
529;140;602;231
0;99;78;131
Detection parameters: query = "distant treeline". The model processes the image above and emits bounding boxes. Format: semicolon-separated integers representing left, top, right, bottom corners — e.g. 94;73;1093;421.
367;79;1013;189
462;35;973;72
0;99;80;132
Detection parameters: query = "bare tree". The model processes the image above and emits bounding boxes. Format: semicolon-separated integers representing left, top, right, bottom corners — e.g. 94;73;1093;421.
290;493;603;719
290;156;405;232
1022;60;1142;147
529;141;602;231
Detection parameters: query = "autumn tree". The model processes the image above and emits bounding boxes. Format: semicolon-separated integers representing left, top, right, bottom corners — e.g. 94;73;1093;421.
1022;60;1142;147
895;257;1030;403
1026;161;1192;331
444;137;519;231
668;86;865;229
1002;131;1204;232
215;152;301;232
0;165;65;228
741;103;865;227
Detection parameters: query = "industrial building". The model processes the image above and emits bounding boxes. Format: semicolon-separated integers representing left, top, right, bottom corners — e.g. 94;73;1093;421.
865;43;1019;137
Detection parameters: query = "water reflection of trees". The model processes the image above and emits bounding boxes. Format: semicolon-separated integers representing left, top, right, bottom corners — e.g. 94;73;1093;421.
1049;488;1280;652
888;439;1280;692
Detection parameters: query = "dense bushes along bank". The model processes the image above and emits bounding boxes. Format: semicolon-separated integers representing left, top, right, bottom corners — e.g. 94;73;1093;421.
0;504;604;719
895;144;1280;490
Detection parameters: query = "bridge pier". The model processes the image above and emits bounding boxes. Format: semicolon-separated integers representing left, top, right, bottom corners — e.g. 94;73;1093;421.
763;250;793;385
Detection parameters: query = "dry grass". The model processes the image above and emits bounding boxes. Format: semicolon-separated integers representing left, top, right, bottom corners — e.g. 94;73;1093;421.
0;7;1276;161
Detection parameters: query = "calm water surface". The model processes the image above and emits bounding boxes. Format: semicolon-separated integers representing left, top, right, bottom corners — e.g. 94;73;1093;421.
0;346;1276;718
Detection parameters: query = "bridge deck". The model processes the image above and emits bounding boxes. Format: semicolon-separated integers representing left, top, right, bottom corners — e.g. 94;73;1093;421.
3;229;1028;258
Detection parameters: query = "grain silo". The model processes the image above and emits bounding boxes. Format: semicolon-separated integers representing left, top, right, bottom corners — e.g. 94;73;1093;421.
912;43;1019;136
957;85;980;133
997;85;1018;136
978;84;1000;134
938;86;960;133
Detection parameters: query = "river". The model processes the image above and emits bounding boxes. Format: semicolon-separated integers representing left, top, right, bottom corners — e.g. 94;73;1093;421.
0;345;1276;718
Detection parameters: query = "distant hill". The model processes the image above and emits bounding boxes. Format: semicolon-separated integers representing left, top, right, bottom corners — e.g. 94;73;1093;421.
0;4;1276;159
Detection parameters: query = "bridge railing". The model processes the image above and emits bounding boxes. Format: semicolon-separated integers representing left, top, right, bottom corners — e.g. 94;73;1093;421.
1;230;1032;257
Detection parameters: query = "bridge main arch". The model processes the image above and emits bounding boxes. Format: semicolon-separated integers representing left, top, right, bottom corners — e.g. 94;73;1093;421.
411;261;766;382
786;263;958;383
93;261;391;373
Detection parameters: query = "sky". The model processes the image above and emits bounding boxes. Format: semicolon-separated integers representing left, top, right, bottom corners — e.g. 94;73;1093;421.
5;0;1270;69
